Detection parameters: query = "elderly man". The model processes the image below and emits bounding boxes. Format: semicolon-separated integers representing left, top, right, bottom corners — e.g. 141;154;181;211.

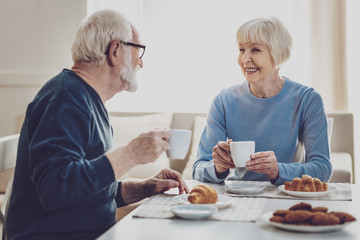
6;10;188;240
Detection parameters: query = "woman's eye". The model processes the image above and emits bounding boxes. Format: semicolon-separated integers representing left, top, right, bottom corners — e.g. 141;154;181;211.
252;48;261;52
239;48;245;52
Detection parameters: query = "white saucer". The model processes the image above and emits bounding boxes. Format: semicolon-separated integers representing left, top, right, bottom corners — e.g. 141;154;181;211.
171;205;218;220
173;194;233;209
224;182;265;194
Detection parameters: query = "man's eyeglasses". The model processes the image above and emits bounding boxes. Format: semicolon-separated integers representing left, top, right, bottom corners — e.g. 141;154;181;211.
105;40;146;59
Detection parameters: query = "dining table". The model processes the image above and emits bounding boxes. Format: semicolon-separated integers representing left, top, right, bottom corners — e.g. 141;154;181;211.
97;180;360;240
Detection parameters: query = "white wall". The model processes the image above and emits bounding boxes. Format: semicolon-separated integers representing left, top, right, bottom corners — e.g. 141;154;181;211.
0;0;87;137
347;0;360;184
103;0;311;113
0;0;358;182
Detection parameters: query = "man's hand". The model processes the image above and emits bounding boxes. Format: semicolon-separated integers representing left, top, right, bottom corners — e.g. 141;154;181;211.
106;129;170;179
121;168;189;204
143;168;189;196
126;130;170;165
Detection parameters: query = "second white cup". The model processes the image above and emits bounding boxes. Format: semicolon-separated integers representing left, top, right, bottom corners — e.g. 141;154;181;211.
166;129;192;159
230;141;255;167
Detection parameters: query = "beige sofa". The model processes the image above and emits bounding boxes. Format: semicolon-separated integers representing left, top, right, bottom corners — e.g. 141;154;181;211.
109;111;355;183
109;111;355;220
0;111;355;222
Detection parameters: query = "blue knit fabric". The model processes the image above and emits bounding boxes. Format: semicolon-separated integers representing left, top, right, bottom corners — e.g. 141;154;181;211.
193;78;332;185
6;69;124;240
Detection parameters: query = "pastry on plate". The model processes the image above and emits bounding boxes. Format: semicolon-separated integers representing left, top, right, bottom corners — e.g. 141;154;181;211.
188;185;218;204
270;202;356;226
284;175;328;192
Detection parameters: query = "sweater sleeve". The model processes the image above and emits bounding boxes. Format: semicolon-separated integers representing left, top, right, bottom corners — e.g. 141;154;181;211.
274;90;332;185
28;96;116;212
115;181;127;207
193;93;230;183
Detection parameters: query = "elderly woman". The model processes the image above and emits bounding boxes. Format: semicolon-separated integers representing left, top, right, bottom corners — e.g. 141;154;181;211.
192;17;332;185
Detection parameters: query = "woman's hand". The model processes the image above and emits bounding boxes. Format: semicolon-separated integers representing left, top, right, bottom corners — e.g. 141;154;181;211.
246;151;279;181
212;139;235;175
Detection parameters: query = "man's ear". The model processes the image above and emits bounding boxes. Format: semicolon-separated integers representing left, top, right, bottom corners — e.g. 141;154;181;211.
107;41;123;66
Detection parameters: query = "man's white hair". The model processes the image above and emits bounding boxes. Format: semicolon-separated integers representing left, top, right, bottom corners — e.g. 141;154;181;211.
71;9;133;66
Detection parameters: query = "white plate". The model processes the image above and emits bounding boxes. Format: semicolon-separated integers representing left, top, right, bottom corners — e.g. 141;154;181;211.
278;185;336;198
224;182;265;194
170;205;218;220
262;212;354;232
173;194;233;209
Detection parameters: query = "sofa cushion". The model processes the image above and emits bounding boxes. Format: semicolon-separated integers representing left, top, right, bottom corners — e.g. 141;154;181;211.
182;116;207;179
109;113;173;179
180;116;352;184
329;152;352;183
0;169;14;193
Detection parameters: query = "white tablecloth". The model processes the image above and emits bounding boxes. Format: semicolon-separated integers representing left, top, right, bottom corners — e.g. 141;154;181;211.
223;181;352;201
133;194;266;222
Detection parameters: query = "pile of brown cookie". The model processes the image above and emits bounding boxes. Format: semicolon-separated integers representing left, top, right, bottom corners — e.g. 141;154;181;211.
270;202;356;226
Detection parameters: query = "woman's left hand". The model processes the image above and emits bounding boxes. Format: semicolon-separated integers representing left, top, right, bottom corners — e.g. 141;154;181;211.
246;151;279;181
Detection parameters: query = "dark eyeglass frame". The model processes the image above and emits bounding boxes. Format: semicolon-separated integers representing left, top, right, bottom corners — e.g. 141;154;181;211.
105;40;146;59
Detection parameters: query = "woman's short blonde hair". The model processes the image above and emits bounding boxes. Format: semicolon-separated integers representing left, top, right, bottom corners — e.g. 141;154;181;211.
236;17;292;68
71;9;133;66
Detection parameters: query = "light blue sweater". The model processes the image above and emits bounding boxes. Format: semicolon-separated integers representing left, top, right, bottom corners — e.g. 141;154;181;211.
193;78;332;185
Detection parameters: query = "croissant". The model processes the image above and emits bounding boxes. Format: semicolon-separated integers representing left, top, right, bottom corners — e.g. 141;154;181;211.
284;175;328;192
188;185;218;204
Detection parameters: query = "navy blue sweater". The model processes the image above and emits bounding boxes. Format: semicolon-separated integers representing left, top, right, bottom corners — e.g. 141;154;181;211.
6;69;125;240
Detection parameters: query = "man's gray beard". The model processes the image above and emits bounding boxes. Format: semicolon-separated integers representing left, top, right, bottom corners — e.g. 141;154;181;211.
120;49;139;92
125;66;140;92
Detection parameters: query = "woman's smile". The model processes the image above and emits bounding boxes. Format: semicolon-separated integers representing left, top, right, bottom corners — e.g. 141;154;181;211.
244;67;259;74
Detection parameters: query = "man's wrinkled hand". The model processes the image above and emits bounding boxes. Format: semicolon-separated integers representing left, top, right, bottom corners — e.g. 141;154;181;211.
127;130;170;165
143;168;189;197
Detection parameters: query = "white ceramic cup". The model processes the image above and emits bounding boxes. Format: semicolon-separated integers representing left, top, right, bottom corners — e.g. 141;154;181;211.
166;129;192;159
230;141;255;167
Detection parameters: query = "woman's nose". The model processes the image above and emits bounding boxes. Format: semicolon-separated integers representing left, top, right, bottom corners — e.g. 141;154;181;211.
241;50;251;63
